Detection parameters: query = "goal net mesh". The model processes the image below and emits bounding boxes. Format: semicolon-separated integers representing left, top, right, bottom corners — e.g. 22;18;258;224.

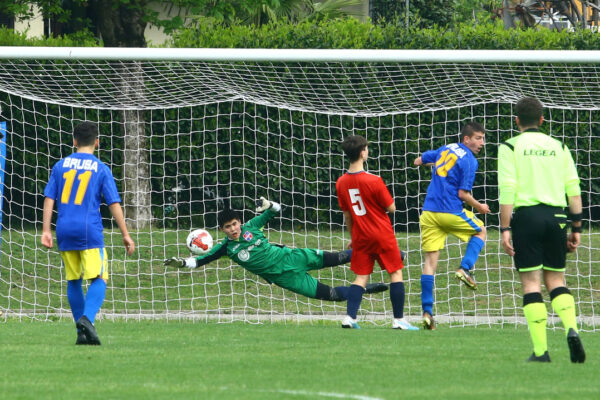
0;55;598;329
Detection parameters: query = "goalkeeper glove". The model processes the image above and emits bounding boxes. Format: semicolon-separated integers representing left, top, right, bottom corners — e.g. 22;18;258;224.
164;257;197;269
255;196;281;212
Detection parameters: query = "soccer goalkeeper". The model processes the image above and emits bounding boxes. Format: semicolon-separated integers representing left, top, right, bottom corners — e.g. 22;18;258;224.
164;197;389;301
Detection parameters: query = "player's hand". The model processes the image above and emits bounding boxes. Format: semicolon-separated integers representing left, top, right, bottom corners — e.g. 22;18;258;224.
123;235;135;255
567;232;580;252
255;196;272;212
164;257;197;269
477;203;491;214
413;157;423;166
41;231;53;249
501;231;514;256
346;240;353;250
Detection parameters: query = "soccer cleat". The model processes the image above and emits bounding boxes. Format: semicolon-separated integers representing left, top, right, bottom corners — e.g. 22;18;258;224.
400;250;406;261
422;312;436;330
455;268;477;290
392;318;419;330
567;328;586;363
365;282;389;294
76;315;101;345
341;315;360;329
75;330;88;345
526;351;551;362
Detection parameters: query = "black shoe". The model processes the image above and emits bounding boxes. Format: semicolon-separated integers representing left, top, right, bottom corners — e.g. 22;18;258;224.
567;328;586;363
76;316;101;345
526;351;551;362
75;330;88;345
365;283;389;294
400;250;406;261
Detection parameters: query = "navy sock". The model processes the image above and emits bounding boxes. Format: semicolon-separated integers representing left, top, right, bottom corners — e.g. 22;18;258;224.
346;284;365;319
390;282;405;319
67;279;85;326
334;286;349;300
83;278;106;324
460;236;485;271
421;274;434;315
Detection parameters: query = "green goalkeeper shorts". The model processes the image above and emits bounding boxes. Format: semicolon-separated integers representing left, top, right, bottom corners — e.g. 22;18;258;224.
263;248;323;299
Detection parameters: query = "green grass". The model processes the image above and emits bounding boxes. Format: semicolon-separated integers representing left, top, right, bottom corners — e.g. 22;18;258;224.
1;320;599;400
1;229;599;323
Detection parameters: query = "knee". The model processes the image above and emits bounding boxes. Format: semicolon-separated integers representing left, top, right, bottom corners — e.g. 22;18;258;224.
476;226;487;241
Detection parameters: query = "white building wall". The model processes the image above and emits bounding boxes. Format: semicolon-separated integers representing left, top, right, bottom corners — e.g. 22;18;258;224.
14;4;44;38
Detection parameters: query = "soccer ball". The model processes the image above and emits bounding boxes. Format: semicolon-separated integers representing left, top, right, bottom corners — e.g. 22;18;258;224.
186;229;213;255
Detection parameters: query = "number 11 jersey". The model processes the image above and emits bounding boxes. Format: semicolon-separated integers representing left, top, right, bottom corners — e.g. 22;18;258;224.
336;171;397;250
44;152;121;251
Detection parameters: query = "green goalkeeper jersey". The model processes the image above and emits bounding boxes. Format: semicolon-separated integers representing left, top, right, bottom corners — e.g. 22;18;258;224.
194;208;296;276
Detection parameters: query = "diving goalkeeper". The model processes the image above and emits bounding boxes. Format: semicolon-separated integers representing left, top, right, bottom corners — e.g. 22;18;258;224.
164;197;389;301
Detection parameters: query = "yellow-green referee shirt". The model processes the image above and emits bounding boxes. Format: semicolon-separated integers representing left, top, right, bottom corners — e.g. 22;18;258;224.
498;130;580;208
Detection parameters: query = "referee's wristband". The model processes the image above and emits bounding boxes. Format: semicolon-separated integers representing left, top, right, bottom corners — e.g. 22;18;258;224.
569;212;583;222
571;226;582;234
500;227;511;233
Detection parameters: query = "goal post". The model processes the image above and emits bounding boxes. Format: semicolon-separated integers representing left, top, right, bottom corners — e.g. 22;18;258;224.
0;47;597;329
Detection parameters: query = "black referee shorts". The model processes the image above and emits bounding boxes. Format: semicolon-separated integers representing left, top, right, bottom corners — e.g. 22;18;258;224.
511;204;568;272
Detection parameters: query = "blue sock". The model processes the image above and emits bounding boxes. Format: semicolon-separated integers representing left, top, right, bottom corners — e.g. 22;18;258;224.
460;236;485;271
334;286;349;300
390;282;405;319
83;278;106;324
421;274;435;315
346;284;365;319
67;279;85;325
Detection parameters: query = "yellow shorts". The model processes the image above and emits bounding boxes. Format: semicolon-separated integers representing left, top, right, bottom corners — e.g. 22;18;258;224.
420;210;483;252
60;248;108;281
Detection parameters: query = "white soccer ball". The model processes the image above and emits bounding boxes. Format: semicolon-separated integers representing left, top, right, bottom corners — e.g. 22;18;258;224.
186;229;213;255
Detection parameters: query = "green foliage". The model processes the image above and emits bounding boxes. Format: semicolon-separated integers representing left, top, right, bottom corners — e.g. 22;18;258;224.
171;18;600;50
0;26;97;46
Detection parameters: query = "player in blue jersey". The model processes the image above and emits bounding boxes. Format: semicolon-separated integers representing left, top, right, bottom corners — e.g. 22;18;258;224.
42;122;135;345
413;122;489;330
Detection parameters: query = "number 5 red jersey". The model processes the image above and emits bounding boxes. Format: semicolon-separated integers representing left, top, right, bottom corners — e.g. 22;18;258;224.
336;171;397;249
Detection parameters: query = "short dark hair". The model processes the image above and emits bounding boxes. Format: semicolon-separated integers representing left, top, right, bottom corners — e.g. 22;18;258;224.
341;135;368;163
460;121;485;141
73;122;98;147
515;97;543;127
218;208;241;228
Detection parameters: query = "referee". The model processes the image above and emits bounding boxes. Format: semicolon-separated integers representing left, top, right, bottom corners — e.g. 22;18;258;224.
498;97;585;363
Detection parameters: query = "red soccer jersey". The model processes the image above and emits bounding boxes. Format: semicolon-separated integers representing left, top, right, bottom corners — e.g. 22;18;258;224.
336;171;397;251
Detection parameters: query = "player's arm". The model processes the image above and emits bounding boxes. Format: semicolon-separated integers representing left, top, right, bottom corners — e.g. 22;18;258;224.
564;145;582;252
342;210;353;249
245;196;281;229
498;142;517;256
458;190;490;214
414;150;437;167
567;195;582;252
108;202;135;255
41;197;55;248
165;240;228;269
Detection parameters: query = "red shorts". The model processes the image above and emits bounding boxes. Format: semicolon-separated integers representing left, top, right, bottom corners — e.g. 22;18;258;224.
350;241;404;275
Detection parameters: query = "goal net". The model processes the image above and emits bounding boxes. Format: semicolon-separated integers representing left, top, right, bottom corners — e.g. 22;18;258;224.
0;48;598;329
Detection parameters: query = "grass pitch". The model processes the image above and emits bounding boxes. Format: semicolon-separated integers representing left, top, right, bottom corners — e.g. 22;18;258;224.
1;320;599;400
